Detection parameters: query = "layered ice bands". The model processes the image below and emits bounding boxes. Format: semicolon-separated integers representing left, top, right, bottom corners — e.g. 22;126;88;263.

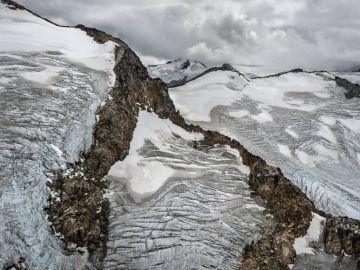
168;68;360;219
0;4;115;269
104;111;265;269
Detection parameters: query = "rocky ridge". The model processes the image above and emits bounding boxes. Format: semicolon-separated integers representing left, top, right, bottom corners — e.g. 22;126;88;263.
49;27;360;269
2;1;359;268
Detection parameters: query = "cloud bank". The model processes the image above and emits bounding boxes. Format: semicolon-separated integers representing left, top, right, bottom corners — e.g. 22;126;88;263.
17;0;360;70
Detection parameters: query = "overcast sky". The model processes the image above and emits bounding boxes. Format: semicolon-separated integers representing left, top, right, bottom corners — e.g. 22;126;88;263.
17;0;360;70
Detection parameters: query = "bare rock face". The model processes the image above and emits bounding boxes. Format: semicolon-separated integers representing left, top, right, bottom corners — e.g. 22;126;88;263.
241;232;296;270
249;161;314;230
240;161;314;269
324;216;360;256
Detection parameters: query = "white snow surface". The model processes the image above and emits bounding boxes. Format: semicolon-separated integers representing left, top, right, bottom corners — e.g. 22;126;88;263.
285;127;299;138
251;111;273;123
315;123;337;144
293;213;325;255
242;73;329;112
339;119;360;133
0;4;116;84
278;144;292;158
229;110;250;118
170;71;247;122
0;3;116;269
108;111;203;199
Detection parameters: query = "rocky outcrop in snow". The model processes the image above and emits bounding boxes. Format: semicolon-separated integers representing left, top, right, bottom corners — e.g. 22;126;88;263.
335;76;360;98
324;216;360;256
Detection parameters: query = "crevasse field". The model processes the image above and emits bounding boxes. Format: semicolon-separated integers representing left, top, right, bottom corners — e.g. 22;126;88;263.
0;5;115;268
104;111;266;269
163;65;360;219
1;1;360;269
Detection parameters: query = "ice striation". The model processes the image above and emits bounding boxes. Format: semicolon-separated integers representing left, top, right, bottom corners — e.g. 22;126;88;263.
0;3;115;269
104;111;266;270
166;67;360;219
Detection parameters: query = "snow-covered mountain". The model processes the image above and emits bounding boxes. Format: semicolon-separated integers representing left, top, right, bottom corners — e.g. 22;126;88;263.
148;59;207;87
1;1;359;270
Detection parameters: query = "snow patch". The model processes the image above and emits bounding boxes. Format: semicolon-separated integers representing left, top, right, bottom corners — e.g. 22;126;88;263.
251;111;273;123
315;123;337;144
285;127;299;138
313;144;338;160
170;71;246;122
229;110;249;118
319;116;336;126
339;119;360;133
293;213;325;255
278;144;292;158
243;204;265;211
50;144;63;158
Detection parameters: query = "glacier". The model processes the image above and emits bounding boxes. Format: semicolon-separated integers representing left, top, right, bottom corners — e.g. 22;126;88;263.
167;67;360;219
104;111;266;269
1;1;359;269
0;3;115;269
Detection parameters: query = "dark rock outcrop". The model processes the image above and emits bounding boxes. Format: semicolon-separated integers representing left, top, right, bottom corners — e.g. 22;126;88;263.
335;76;360;98
252;68;304;79
168;63;249;87
180;60;191;70
324;216;360;256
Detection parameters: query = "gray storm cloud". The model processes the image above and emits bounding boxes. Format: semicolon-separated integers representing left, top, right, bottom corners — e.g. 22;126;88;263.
17;0;360;70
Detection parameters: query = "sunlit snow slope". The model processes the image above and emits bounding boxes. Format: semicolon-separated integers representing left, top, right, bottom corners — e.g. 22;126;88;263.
0;3;115;269
164;66;360;219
